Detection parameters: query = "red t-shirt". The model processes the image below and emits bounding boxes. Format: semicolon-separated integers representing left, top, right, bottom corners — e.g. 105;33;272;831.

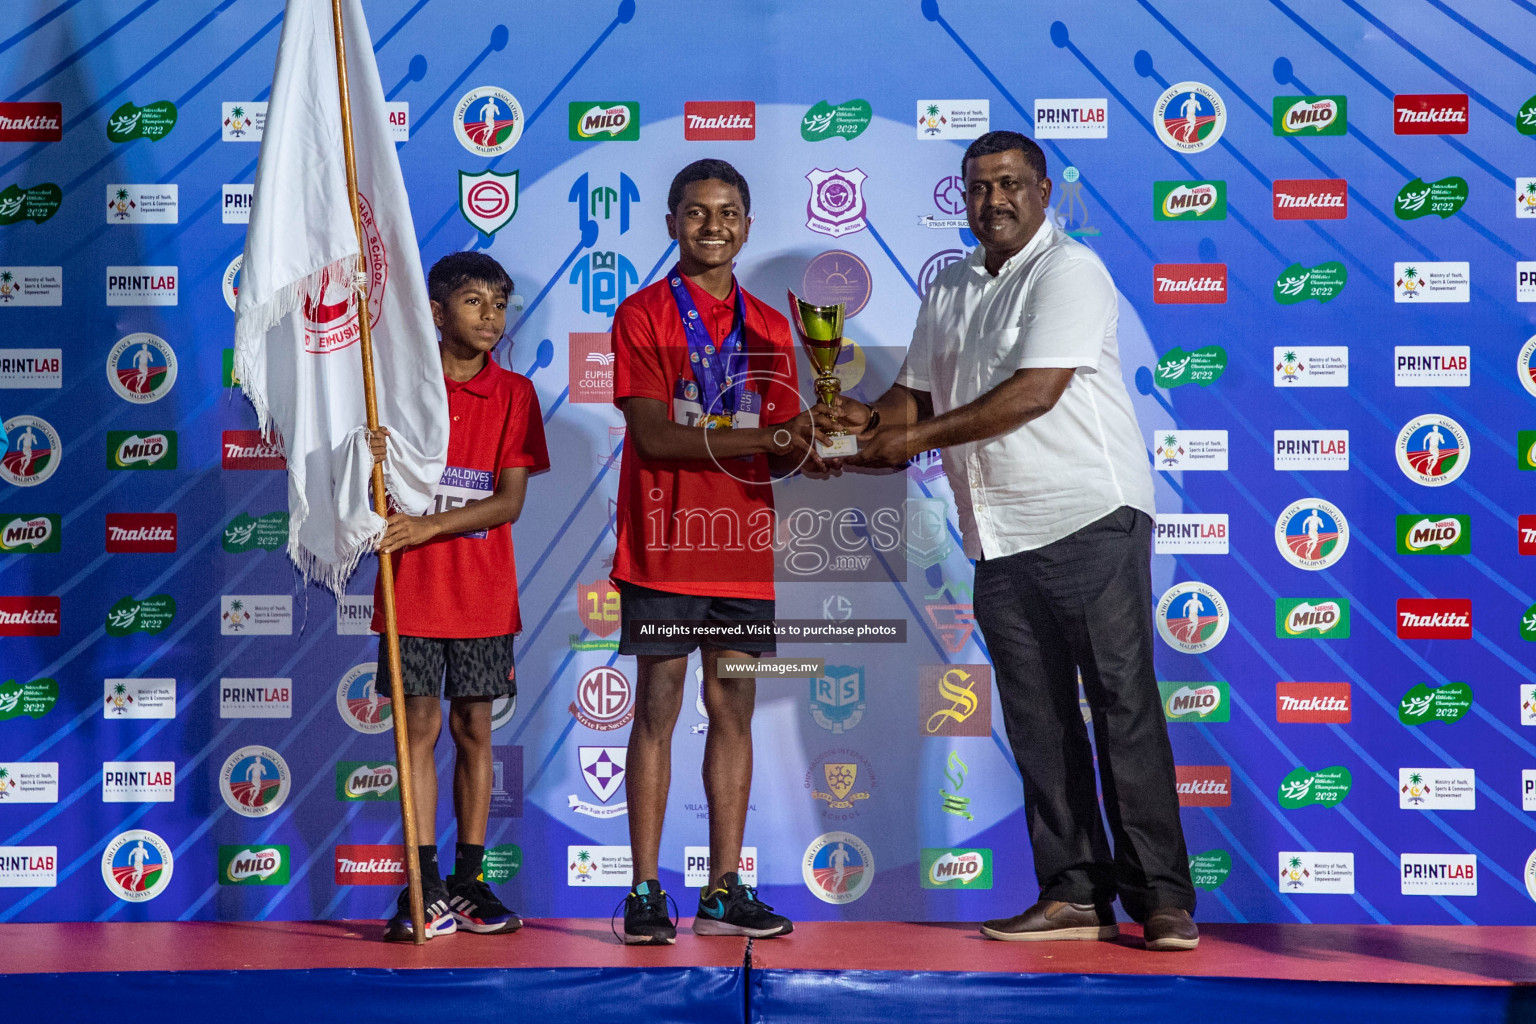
373;360;550;638
611;273;800;599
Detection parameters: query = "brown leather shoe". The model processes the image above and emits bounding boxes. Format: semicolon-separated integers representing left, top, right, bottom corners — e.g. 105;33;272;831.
1143;907;1199;951
980;899;1118;942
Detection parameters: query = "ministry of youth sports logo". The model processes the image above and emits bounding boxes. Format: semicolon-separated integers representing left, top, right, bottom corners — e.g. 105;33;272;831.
336;663;391;734
0;415;62;487
1275;499;1350;571
454;86;523;157
106;332;177;403
101;828;173;902
802;830;874;904
1154;82;1227;153
218;745;291;817
1396;414;1469;486
1156;582;1229;654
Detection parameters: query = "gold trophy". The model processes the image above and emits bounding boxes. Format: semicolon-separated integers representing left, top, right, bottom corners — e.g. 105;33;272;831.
787;289;859;458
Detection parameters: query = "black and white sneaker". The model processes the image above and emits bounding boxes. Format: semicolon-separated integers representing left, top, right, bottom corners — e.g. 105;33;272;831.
692;872;793;938
383;884;457;942
619;880;676;945
446;874;522;934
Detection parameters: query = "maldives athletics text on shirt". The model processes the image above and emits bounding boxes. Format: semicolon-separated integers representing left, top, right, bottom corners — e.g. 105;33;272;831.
371;362;549;638
610;275;801;600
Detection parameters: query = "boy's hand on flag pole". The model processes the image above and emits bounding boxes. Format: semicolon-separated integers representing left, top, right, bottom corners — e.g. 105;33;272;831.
367;426;390;466
377;512;439;554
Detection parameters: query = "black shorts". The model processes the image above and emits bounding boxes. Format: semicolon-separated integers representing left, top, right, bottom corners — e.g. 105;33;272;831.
615;580;776;657
379;634;516;700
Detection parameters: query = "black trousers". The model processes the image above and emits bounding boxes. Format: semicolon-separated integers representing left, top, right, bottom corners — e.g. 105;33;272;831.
973;506;1195;921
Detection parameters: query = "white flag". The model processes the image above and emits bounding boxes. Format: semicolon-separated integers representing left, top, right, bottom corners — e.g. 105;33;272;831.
234;0;447;593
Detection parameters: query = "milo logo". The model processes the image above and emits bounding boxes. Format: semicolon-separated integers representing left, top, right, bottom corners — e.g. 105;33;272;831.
1275;598;1350;638
1158;680;1230;722
0;514;60;553
1273;95;1346;135
335;761;399;801
1397;514;1470;554
108;431;176;470
1153;180;1227;220
218;844;289;885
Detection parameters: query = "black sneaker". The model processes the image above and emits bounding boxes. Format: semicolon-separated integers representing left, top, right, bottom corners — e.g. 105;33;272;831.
620;880;676;945
383;883;457;942
446;873;522;934
693;872;793;938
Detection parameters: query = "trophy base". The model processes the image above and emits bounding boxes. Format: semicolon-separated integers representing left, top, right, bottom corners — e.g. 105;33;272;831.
815;433;859;458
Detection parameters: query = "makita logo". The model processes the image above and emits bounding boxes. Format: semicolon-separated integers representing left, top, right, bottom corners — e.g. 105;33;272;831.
1276;683;1352;723
1397;599;1472;638
0;597;60;636
334;844;405;884
222;430;286;469
1273;179;1347;220
0;103;63;141
1153;264;1227;304
105;514;177;553
1175;766;1231;806
683;101;755;140
1520;514;1536;555
1394;94;1469;135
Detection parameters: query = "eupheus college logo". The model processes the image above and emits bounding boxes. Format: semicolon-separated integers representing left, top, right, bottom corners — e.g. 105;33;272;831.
301;194;386;353
219;845;289;885
1273;95;1346;135
805;168;868;238
1397;514;1470;554
106;333;176;403
570;665;634;731
336;663;391;734
1394;94;1468;134
1153;82;1226;153
1156;582;1229;653
802;831;873;904
1153;263;1227;303
458;169;518;237
1275;598;1350;638
454;86;523;156
219;745;290;817
1396;414;1469;486
0;415;61;486
101;829;172;902
1275;499;1349;571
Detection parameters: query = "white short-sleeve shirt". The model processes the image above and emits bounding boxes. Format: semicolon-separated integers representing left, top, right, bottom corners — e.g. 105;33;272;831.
897;219;1154;559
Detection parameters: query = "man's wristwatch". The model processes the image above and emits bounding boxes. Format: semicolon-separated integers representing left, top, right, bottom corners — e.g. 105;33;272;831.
864;403;880;433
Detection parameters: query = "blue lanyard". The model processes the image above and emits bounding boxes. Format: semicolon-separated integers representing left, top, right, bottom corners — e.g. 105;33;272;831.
667;265;746;421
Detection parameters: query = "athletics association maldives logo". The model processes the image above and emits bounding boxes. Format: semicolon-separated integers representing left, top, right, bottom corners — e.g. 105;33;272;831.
222;254;241;311
1153;82;1226;153
106;333;176;403
336;663;391;734
301;194;386;354
101;829;172;902
1275;499;1349;571
1;416;61;487
458;169;518;237
1519;335;1536;399
1156;582;1229;654
1397;415;1469;486
806;168;868;238
454;86;523;157
218;745;290;817
803;830;874;904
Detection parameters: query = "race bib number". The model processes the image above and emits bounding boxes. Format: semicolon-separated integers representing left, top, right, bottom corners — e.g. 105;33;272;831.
436;466;493;538
671;378;761;429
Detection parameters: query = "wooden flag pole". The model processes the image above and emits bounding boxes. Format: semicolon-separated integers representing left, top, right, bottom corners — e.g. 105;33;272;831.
328;0;427;944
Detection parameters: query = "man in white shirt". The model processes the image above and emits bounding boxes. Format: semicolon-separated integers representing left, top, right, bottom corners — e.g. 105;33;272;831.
828;131;1197;951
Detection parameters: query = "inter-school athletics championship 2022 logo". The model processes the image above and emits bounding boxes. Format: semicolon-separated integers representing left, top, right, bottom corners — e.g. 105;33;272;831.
1156;582;1229;654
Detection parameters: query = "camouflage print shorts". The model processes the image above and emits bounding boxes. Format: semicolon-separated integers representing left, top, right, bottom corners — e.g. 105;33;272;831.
380;634;516;700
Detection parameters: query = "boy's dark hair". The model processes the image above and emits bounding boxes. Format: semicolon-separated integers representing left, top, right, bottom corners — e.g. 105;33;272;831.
961;131;1047;183
427;250;513;306
667;158;751;216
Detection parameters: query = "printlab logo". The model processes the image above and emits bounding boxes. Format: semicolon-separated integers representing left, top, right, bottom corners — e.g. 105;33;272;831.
569;251;637;316
802;99;871;141
1397;515;1470;554
106;266;177;306
1276;682;1352;723
1153;82;1226;153
0;846;57;887
919;665;991;736
106;333;176;403
218;746;290;817
102;830;173;902
1154;514;1228;555
100;761;174;803
1395;176;1468;219
1396;346;1469;387
1272;95;1346;135
570;746;627;818
0;416;61;487
219;678;291;719
809;665;866;733
1401;854;1477;896
568;101;639;141
1398;681;1473;724
0;514;59;553
454;87;523;156
107;100;176;142
1156;582;1229;654
1273;431;1349;470
802;831;873;904
458;169;518;237
1031;98;1106;139
1153;180;1227;220
1159;681;1229;723
222;184;253;223
0;347;61;386
1275;500;1349;571
1155;346;1228;388
1273;261;1346;303
806;749;875;820
570;666;634;731
1396;415;1469;486
805;168;868;238
0;183;61;226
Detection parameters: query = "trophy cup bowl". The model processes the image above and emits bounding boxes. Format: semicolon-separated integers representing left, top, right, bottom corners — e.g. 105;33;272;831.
787;289;859;458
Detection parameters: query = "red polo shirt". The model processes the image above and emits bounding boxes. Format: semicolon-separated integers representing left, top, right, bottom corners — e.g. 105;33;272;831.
611;273;799;599
373;360;549;638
